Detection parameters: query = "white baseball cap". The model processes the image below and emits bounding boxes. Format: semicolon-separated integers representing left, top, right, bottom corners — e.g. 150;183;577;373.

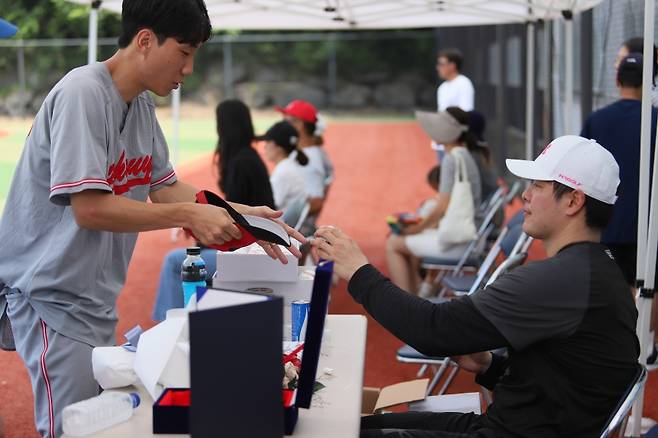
505;135;620;205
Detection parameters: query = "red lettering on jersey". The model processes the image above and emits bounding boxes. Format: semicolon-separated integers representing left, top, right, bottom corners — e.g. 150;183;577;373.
107;150;152;194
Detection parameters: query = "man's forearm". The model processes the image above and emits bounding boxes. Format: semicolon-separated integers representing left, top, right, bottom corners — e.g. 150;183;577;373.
347;264;509;357
71;190;196;232
149;180;199;204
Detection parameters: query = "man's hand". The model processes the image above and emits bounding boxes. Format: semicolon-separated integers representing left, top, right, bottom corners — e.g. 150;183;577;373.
311;226;369;281
451;351;493;375
231;203;307;263
187;204;242;246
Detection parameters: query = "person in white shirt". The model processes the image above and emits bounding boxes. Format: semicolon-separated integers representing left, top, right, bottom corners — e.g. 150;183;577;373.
436;48;475;111
433;48;475;159
259;120;309;214
276;100;334;226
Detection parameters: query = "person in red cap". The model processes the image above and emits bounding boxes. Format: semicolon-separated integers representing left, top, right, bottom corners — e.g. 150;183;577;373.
276;100;334;234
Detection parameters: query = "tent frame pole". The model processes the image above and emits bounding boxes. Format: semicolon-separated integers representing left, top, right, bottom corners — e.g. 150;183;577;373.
562;10;574;134
525;20;536;159
631;0;657;435
87;0;101;65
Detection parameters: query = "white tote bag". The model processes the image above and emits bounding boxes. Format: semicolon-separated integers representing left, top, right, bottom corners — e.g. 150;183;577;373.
437;147;477;250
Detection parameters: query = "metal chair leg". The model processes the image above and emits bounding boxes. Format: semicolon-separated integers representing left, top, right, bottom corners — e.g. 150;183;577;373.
437;365;459;395
481;388;493;406
425;358;450;396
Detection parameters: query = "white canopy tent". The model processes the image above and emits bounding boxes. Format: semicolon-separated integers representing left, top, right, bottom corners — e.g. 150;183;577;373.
69;0;658;432
71;0;603;162
73;0;602;30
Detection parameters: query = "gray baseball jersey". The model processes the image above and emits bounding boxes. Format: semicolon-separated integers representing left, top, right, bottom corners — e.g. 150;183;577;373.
0;62;176;346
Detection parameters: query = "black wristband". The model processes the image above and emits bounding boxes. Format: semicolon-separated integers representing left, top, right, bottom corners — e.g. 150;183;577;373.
475;352;508;390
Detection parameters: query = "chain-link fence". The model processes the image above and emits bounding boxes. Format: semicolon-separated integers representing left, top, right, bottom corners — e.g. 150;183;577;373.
0;30;440;117
1;0;655;178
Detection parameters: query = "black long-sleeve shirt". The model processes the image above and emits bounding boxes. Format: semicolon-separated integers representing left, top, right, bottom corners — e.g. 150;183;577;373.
348;242;639;438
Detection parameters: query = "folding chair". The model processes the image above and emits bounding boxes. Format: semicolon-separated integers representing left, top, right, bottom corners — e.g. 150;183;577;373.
417;191;507;298
280;198;311;231
418;178;525;293
504;180;522;204
477;186;505;218
397;218;531;396
439;222;529;296
600;365;647;438
293;202;311;232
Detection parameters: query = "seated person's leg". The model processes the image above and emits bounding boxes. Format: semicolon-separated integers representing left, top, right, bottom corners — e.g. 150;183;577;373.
386;234;417;292
361;412;490;438
151;248;217;321
200;248;217;283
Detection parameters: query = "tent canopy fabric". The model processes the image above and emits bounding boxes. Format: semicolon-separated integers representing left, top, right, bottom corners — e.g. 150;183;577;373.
69;0;602;30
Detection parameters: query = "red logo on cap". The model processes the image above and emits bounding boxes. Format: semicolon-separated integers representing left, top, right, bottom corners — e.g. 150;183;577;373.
558;174;582;186
541;142;553;155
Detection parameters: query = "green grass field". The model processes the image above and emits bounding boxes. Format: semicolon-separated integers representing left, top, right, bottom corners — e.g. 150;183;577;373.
0;108;412;214
0;112;281;213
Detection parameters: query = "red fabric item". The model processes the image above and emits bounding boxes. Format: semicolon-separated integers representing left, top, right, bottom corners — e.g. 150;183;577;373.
275;100;318;123
158;389;191;407
282;389;295;407
184;190;258;251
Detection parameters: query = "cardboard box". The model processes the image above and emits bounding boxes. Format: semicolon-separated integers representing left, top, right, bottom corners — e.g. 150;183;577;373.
216;243;299;282
361;379;429;415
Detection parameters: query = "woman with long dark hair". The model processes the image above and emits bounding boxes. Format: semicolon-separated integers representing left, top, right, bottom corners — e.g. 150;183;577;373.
152;99;275;321
214;99;275;208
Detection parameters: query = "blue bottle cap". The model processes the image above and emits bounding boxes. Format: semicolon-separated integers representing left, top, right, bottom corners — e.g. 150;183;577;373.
129;392;141;408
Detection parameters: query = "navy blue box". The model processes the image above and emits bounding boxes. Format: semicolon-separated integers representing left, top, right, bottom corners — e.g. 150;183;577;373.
153;388;190;434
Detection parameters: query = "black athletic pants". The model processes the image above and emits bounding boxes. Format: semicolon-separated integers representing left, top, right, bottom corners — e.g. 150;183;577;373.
360;412;499;438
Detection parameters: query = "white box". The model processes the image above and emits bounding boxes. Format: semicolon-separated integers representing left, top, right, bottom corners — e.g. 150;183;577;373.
212;266;315;327
216;243;298;282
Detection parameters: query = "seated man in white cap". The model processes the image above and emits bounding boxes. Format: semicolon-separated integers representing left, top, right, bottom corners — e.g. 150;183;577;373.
312;135;640;438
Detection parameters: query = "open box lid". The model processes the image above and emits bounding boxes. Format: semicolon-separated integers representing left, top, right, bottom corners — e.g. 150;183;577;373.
362;378;429;414
295;260;333;409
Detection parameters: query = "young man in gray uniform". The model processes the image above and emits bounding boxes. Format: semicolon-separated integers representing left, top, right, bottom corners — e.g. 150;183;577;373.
0;1;302;437
0;13;19;438
313;135;640;437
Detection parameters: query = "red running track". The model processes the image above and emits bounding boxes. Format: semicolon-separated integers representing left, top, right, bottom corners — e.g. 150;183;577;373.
1;121;655;437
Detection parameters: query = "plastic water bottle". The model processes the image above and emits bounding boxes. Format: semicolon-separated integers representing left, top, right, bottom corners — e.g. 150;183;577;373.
182;246;207;306
62;391;140;436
